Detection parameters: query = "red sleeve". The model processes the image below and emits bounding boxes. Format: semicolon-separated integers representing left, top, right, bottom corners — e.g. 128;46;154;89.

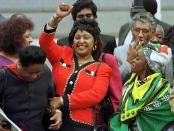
104;54;122;112
68;64;112;110
39;32;61;66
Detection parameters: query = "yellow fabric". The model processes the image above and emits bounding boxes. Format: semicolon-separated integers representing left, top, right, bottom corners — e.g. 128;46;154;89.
132;73;160;103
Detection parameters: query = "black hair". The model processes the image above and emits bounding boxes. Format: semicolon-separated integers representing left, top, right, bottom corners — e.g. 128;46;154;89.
18;45;46;67
71;0;97;21
143;0;157;15
68;19;102;60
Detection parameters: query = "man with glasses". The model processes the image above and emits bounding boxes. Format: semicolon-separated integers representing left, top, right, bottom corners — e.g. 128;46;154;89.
57;0;117;55
114;12;157;83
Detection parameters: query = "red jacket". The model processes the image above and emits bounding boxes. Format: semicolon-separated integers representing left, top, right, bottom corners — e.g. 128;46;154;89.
39;32;112;127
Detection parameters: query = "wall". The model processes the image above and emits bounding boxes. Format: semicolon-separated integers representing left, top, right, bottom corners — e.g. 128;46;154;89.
0;0;173;39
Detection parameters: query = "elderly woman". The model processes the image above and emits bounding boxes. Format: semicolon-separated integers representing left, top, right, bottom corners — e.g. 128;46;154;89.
109;45;174;131
39;3;111;131
0;14;33;67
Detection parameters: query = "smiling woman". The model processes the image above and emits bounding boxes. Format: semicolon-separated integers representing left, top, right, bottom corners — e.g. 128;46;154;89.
39;3;112;131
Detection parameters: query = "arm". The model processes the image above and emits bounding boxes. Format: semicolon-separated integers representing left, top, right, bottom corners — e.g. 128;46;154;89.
104;54;123;111
39;4;73;66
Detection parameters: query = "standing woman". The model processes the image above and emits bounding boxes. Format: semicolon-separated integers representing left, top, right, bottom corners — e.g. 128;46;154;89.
39;3;112;131
0;14;34;67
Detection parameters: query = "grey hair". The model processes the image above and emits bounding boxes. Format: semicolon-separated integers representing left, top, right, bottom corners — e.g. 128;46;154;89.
130;12;157;33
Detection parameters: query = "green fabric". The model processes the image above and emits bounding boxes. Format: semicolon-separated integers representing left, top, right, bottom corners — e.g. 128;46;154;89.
109;73;174;131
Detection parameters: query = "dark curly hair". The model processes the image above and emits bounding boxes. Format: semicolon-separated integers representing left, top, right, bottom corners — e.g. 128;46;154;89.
71;0;97;21
69;19;102;60
0;14;34;55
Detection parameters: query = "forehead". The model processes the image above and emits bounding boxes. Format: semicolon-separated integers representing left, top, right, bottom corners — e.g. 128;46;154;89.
134;21;150;29
155;25;164;35
75;29;92;36
23;29;32;36
77;8;93;15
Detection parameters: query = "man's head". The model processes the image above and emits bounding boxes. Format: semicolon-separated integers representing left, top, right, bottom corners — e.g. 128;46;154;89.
71;0;97;21
130;12;157;44
17;45;46;81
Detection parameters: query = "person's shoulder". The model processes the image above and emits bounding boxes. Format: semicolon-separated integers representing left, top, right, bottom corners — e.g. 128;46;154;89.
100;34;115;40
156;19;172;33
156;19;171;27
100;61;112;71
120;22;130;29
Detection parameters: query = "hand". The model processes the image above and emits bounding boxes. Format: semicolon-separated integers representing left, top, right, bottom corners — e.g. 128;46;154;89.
0;120;11;131
49;110;62;130
56;3;73;18
127;40;143;63
49;97;64;111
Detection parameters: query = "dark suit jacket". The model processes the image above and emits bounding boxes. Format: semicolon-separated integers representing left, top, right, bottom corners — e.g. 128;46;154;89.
57;34;116;55
118;19;172;46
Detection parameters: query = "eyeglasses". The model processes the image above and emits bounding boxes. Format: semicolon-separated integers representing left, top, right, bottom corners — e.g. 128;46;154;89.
133;28;150;34
77;13;93;19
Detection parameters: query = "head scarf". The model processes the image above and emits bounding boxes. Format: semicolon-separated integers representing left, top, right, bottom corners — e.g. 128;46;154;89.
143;44;173;84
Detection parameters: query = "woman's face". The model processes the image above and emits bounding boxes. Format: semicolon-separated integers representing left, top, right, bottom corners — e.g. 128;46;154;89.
72;30;95;57
130;50;147;74
22;29;33;47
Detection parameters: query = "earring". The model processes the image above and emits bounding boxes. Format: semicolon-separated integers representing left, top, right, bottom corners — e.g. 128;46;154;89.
92;42;97;51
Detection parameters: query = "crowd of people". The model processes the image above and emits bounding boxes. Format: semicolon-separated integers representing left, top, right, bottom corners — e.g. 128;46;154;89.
0;0;174;131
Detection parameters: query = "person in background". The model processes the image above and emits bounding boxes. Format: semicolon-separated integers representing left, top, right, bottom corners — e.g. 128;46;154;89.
57;0;117;55
110;45;174;131
151;24;164;44
39;3;112;131
0;14;34;67
118;0;172;47
143;0;172;38
118;0;145;46
0;46;61;131
114;12;157;83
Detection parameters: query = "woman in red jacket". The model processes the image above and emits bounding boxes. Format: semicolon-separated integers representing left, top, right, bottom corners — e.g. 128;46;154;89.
39;3;112;131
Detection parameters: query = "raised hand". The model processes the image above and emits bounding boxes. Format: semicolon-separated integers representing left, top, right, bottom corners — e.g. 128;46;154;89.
56;3;73;18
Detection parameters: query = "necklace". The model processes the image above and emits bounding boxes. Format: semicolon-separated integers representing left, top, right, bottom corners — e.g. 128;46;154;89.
78;56;94;66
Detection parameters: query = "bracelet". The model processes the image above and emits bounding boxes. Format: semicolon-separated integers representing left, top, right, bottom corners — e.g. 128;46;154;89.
60;97;64;106
56;109;62;113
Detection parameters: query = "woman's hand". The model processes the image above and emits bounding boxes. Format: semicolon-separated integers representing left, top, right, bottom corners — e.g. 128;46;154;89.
49;110;62;130
49;97;64;111
56;3;73;18
127;40;143;63
48;3;73;28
